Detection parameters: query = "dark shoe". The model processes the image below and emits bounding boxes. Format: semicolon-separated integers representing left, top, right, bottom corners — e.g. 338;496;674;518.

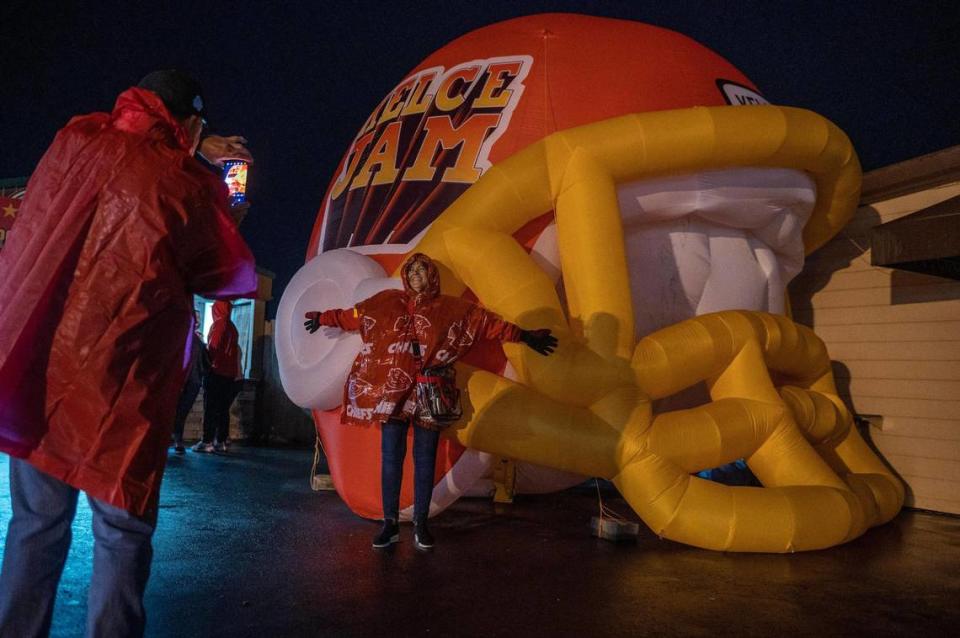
372;520;399;549
174;444;186;454
414;521;434;551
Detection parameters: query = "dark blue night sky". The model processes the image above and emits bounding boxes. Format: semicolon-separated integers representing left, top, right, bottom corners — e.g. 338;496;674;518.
2;0;958;316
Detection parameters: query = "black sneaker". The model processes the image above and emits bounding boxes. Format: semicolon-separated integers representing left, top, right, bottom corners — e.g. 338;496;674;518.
414;521;434;552
372;519;399;549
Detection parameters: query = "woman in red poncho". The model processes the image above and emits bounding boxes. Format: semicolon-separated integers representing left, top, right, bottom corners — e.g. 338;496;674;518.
305;253;556;551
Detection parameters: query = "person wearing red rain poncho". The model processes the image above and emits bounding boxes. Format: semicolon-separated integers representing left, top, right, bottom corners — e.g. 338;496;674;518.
0;70;256;637
195;300;243;453
304;253;557;551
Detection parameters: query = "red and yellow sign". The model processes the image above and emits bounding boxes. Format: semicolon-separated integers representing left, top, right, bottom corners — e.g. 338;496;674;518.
0;197;22;251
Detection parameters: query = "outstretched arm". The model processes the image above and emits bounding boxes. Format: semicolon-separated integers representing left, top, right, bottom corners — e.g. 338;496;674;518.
474;308;557;356
304;308;361;333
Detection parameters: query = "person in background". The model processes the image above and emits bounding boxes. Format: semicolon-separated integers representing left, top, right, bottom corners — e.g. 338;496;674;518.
304;253;557;551
195;300;242;453
0;69;256;637
172;310;210;454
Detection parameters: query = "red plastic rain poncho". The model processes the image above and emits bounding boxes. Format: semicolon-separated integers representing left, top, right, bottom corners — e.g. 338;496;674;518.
0;88;256;517
207;300;241;379
318;253;522;430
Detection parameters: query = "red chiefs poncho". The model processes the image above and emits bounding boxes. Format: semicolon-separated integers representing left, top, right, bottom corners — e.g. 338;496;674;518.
0;88;256;517
319;253;521;430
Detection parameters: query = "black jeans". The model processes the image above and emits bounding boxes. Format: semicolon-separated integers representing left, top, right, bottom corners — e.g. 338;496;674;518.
202;373;239;444
380;418;440;523
172;380;202;445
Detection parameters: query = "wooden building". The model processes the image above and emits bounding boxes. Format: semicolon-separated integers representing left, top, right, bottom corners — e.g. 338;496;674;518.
790;145;960;514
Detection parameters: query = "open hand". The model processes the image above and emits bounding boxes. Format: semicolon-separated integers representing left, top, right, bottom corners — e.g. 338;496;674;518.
304;311;321;334
519;328;558;356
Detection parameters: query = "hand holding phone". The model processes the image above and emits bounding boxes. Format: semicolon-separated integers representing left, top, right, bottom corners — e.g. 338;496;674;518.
197;135;253;167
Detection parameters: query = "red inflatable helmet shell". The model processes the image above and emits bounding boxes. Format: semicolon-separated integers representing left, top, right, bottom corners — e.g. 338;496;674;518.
309;13;764;258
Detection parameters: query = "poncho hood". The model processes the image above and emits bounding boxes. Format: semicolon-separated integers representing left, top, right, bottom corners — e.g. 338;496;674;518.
111;86;194;152
401;253;440;305
212;299;233;322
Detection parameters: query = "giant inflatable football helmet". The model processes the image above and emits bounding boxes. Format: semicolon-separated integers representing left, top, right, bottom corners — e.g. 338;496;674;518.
277;14;902;552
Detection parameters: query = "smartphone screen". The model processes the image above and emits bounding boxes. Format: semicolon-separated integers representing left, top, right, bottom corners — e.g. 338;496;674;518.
222;160;248;204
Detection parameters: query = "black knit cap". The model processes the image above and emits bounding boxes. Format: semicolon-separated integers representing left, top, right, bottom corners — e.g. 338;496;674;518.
137;69;206;120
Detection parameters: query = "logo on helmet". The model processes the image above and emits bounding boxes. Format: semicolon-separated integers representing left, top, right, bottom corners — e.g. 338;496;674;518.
320;55;533;252
717;79;769;106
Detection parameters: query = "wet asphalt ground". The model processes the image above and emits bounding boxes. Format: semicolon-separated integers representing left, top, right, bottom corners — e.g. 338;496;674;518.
1;446;959;637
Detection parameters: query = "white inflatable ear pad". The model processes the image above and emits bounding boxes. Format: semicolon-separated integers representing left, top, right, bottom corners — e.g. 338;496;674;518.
275;248;402;409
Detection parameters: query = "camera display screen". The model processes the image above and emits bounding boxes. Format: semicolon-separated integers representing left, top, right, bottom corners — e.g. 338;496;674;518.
223;160;248;203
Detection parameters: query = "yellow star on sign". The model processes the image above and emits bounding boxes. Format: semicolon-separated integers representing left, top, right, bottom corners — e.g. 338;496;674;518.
3;204;17;218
